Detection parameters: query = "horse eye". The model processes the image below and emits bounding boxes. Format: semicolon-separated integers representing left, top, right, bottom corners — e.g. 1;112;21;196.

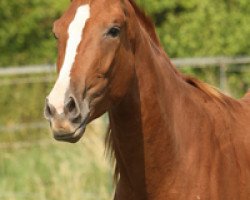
107;27;120;38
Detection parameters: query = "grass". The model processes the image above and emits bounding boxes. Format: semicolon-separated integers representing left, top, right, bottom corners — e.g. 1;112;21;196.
0;119;113;200
0;73;114;200
1;65;248;200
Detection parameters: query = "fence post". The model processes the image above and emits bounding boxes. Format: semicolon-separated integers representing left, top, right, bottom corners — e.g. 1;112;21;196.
219;63;228;92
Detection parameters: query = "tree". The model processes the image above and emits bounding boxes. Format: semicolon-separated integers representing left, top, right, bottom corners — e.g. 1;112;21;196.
137;0;250;58
0;0;68;66
0;0;249;66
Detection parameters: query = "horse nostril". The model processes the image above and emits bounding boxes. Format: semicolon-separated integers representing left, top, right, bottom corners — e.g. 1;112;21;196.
44;98;56;119
64;97;81;123
65;97;76;113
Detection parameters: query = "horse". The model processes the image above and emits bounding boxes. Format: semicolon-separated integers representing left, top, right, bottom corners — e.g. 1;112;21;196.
44;0;250;199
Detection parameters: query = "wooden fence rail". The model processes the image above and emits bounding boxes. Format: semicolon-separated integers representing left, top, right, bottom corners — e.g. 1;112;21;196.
0;56;249;134
0;56;250;75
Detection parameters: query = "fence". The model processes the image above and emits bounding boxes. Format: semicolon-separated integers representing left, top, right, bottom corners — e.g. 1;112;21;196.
1;56;250;74
1;56;250;88
0;56;250;135
172;56;250;90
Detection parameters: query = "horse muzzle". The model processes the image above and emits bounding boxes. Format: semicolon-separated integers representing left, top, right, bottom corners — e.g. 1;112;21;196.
44;95;90;143
50;116;88;143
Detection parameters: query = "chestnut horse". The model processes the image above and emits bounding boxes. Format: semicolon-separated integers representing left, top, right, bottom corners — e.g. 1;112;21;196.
44;0;250;199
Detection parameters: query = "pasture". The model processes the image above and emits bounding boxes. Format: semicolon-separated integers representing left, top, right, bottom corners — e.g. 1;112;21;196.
0;60;250;199
0;74;112;200
0;120;113;200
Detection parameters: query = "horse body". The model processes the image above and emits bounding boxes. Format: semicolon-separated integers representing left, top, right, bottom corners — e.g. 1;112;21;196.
44;0;250;199
109;21;250;199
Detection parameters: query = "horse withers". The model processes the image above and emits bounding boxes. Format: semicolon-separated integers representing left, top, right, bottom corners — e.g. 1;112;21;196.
44;0;250;199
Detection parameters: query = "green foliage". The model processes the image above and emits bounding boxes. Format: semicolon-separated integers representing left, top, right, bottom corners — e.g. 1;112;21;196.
137;0;250;57
0;0;68;66
0;0;249;66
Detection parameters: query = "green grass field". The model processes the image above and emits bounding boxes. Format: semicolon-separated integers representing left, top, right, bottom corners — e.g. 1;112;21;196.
1;64;249;200
0;119;113;200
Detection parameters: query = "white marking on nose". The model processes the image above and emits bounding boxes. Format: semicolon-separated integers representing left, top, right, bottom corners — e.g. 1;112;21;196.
48;4;90;114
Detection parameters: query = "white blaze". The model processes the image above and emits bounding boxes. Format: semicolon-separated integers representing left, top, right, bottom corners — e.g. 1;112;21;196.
48;5;90;114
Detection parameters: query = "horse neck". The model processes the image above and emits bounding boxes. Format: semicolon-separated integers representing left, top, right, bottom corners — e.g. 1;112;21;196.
108;28;190;198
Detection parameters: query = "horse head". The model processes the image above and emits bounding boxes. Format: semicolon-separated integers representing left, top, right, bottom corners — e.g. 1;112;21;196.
44;0;138;143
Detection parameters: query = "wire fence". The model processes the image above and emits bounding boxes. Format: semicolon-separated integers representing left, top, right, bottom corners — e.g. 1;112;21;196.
0;56;250;141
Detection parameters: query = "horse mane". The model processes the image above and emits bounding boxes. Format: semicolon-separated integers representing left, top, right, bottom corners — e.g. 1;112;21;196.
184;76;224;100
129;0;231;103
127;0;226;102
127;0;161;46
184;74;241;110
